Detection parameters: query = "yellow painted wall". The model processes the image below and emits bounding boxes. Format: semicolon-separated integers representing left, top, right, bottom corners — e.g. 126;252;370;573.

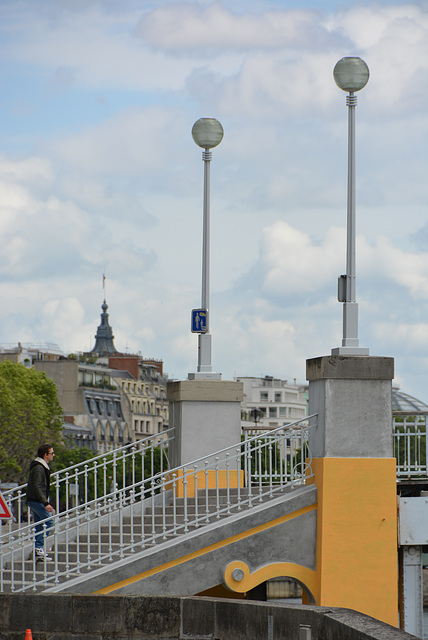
308;457;398;626
166;469;244;497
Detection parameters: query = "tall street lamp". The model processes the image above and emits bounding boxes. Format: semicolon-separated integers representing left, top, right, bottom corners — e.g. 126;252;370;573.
189;118;224;380
331;57;370;356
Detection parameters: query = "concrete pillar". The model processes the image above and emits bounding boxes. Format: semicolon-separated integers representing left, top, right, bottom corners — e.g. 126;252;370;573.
306;355;398;627
167;379;243;468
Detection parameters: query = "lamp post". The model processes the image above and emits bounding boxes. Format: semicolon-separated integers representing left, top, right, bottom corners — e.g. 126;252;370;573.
189;117;224;379
331;57;370;356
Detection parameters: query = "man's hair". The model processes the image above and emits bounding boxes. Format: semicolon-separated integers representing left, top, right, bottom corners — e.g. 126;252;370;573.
37;444;53;458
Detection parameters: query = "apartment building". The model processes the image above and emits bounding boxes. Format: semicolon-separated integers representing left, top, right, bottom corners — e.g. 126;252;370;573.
238;376;308;430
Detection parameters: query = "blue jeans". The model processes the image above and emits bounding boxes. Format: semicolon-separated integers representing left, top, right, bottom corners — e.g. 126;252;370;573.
27;501;53;550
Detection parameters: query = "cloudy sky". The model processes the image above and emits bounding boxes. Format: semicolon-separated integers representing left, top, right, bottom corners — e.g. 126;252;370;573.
0;0;427;399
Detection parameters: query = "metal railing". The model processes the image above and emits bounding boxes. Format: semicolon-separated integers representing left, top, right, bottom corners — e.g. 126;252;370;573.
1;429;174;537
0;416;315;593
394;415;428;478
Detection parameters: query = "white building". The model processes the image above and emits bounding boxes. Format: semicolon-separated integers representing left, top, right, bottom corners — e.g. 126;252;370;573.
0;342;64;365
238;376;308;430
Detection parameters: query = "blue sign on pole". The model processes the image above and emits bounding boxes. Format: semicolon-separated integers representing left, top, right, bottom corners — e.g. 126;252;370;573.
192;309;207;333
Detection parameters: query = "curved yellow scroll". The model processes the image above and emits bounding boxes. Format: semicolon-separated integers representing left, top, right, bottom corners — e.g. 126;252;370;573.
224;560;317;603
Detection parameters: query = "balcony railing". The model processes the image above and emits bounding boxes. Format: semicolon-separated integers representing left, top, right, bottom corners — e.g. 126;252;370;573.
1;429;174;537
394;414;428;478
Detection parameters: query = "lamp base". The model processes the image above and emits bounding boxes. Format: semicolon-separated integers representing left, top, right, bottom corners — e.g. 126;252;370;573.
188;372;222;380
331;346;370;356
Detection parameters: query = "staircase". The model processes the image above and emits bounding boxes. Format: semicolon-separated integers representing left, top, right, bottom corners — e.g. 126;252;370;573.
1;418;316;595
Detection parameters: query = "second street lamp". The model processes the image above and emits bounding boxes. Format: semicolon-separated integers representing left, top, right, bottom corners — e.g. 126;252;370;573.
331;57;370;356
189;117;224;380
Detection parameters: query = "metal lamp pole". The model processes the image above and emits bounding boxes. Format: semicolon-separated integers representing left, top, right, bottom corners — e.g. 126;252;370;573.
331;57;370;356
189;118;224;379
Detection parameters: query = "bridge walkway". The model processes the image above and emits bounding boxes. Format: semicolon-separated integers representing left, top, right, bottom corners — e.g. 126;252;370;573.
1;420;316;597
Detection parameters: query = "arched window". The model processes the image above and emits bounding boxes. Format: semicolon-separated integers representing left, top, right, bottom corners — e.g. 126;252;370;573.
97;422;105;442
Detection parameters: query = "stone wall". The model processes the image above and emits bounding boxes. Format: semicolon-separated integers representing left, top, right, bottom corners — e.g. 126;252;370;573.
0;594;417;640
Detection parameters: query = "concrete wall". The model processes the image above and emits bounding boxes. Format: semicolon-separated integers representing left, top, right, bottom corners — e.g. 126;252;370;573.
0;593;417;640
35;359;86;415
46;486;317;597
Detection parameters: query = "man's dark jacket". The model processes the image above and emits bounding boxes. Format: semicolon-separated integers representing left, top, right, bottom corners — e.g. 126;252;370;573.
26;460;50;505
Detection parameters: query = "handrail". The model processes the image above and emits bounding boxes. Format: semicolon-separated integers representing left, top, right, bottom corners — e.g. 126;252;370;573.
394;414;428;478
1;429;174;536
0;417;315;593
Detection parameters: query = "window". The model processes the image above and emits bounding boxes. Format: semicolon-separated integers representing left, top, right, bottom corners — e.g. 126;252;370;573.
290;407;306;417
275;392;282;403
279;407;286;417
285;392;298;401
260;391;268;401
269;407;277;418
259;407;267;417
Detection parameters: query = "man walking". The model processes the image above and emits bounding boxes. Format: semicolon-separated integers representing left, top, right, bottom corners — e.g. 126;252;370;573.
26;444;55;561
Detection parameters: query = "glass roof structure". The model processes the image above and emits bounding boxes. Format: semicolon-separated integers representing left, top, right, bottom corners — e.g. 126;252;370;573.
392;388;428;413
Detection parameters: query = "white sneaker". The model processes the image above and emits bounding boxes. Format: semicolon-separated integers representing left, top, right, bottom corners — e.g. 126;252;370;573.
35;548;52;561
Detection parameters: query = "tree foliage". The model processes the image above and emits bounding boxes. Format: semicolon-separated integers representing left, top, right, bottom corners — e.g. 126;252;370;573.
0;361;63;484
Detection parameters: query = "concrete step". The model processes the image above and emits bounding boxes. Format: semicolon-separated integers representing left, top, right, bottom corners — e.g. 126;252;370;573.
1;483;301;594
75;523;205;544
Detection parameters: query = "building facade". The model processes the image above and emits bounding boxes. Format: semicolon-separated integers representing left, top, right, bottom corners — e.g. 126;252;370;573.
0;342;64;365
2;299;169;453
109;355;169;440
34;358;128;452
238;376;308;430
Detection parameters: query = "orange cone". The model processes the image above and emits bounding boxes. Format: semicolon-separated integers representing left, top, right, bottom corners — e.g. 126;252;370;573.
25;630;32;640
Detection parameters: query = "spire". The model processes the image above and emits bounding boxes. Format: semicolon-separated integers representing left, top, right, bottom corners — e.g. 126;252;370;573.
88;298;119;356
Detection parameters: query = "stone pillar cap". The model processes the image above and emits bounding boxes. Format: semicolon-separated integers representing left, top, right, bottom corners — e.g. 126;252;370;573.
306;355;394;381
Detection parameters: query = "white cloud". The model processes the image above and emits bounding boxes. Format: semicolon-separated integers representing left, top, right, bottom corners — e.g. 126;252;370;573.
50;106;182;176
374;321;428;352
136;4;330;52
328;5;426;51
0;2;193;91
259;221;344;295
0;0;427;403
359;236;428;299
0;155;53;185
327;5;428;112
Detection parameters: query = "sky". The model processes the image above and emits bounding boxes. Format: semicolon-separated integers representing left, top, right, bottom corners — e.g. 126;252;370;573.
0;0;427;400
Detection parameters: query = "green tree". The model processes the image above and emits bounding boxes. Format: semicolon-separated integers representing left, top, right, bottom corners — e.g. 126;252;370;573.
49;444;169;509
50;445;96;509
0;361;63;484
52;445;95;472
